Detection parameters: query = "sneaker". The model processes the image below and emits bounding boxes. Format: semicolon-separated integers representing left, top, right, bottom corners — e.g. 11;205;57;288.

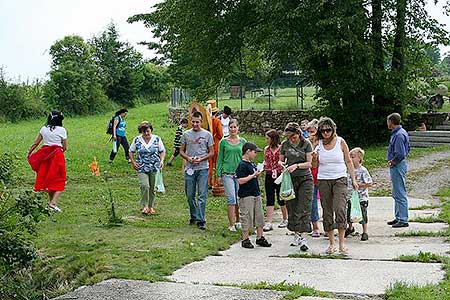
278;219;288;228
290;233;301;246
228;225;237;232
387;219;398;225
197;222;206;230
263;223;273;232
189;219;196;225
241;238;254;249
361;233;369;241
167;162;173;167
235;222;242;230
344;227;355;238
299;238;308;251
256;236;272;247
48;205;62;213
392;222;409;228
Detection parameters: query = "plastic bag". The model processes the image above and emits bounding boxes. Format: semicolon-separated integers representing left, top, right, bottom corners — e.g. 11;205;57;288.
280;169;295;201
112;140;117;153
350;190;362;223
155;170;165;193
274;171;283;185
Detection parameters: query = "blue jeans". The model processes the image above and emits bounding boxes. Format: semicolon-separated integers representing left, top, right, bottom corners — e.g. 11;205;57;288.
222;174;238;206
185;169;208;224
311;185;320;222
390;159;409;223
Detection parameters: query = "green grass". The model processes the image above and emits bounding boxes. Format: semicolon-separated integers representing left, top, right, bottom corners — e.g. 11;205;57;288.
409;216;446;223
394;251;445;263
395;231;447;237
386;190;450;300
224;281;333;300
287;253;348;260
410;204;441;210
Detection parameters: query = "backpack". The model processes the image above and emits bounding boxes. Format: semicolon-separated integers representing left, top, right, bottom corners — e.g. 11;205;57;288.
106;116;115;134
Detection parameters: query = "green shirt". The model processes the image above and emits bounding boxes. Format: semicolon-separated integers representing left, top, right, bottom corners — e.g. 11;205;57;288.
216;137;247;177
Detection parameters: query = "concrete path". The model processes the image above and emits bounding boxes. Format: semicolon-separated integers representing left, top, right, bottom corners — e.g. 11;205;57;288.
170;197;448;295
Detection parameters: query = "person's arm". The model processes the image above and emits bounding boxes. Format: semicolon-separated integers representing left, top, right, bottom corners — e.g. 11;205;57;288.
195;145;214;163
341;139;358;190
129;137;139;170
286;152;312;173
237;170;261;185
215;119;223;140
112;117;119;140
390;134;407;165
62;139;67;152
216;140;225;183
27;133;43;157
158;138;166;168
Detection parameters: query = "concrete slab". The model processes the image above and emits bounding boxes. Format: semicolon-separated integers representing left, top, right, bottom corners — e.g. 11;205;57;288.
54;279;286;300
170;256;444;295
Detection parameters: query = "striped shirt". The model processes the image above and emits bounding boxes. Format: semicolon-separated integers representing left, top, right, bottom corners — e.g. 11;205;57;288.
173;126;183;149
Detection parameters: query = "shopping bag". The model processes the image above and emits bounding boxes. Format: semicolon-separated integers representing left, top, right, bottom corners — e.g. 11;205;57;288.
350;190;362;223
274;171;283;185
155;170;165;193
280;169;295;201
112;140;117;153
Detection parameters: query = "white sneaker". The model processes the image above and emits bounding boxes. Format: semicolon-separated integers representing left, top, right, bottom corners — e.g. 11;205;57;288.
299;238;308;251
228;226;237;232
290;233;301;246
263;223;273;232
278;219;288;228
48;205;62;213
235;222;242;230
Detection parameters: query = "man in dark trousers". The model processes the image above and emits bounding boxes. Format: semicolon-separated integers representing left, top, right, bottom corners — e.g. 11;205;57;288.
386;113;411;228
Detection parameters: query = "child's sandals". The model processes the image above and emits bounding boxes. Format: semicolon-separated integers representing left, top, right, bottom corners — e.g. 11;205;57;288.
339;247;349;256
325;245;337;254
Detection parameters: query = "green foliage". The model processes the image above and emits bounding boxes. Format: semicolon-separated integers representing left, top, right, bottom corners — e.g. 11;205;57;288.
90;23;144;107
0;70;47;122
0;152;17;184
45;35;110;115
395;251;444;263
140;63;171;102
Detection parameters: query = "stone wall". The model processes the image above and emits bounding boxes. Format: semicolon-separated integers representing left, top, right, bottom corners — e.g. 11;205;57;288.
168;106;311;134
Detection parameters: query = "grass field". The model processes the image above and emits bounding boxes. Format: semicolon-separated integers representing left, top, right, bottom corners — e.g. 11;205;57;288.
0;101;448;297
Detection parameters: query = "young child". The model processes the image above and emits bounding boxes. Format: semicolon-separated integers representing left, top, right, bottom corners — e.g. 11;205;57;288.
236;142;272;249
300;119;309;139
167;118;188;166
345;147;373;241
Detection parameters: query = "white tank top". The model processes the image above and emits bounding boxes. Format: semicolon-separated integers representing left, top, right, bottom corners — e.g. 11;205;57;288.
317;137;347;180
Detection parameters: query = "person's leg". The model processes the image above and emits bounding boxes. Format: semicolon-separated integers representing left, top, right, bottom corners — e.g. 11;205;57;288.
148;172;156;212
233;176;240;223
121;136;130;160
360;201;369;239
196;169;209;226
311;185;320;234
49;191;62;207
254;196;265;239
333;178;349;252
264;174;276;224
184;171;197;223
223;175;238;227
138;173;150;213
318;180;335;251
393;160;409;224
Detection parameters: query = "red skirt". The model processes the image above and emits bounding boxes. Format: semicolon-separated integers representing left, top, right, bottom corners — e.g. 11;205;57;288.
28;145;66;192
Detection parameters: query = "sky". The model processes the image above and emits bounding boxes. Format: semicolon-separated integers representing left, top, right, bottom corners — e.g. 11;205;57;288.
0;0;449;82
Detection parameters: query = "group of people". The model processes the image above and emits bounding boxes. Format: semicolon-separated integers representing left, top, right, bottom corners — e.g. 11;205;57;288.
27;106;410;255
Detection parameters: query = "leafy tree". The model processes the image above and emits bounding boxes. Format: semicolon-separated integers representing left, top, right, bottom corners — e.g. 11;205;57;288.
90;23;144;107
140;62;171;102
45;35;109;115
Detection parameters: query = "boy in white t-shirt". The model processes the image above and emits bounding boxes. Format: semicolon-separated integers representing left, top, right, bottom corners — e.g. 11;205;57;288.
345;147;373;241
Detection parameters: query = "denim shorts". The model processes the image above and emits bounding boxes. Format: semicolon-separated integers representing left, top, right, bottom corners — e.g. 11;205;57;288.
222;174;239;205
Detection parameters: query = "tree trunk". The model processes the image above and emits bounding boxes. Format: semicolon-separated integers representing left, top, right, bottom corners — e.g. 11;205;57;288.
392;0;407;72
372;0;383;70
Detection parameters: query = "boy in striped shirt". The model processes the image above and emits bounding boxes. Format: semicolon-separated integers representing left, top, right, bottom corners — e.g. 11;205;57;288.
167;118;188;166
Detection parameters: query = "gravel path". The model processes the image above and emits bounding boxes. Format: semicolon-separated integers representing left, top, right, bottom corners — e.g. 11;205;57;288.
371;150;450;200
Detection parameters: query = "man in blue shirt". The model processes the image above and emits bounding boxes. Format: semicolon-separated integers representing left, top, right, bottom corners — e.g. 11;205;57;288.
386;113;410;228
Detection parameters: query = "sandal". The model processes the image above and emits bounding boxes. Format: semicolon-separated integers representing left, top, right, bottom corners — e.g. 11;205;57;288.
325;245;337;254
149;208;156;215
142;208;151;215
339;247;349;256
311;231;320;238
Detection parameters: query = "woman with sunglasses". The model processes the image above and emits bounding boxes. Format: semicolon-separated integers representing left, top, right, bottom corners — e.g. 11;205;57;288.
314;117;358;255
279;122;313;251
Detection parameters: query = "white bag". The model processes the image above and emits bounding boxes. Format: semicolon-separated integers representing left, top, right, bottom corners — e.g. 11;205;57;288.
274;172;283;185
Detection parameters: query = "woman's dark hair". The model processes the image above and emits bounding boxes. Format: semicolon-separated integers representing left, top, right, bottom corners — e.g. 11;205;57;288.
179;118;188;125
138;121;153;133
46;110;64;129
266;129;280;148
115;108;128;116
223;106;232;116
316;117;337;140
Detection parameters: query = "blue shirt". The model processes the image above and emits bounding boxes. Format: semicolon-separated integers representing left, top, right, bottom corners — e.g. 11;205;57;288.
114;116;126;137
387;125;410;164
129;135;165;173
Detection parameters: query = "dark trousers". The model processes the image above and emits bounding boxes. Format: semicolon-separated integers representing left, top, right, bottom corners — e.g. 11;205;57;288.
264;173;285;207
109;136;130;161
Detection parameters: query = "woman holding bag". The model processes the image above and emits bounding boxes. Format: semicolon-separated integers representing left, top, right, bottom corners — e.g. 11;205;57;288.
129;121;166;215
279;122;313;251
314;117;358;255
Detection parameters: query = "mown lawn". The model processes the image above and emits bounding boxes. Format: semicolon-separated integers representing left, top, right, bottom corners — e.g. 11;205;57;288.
0;101;447;297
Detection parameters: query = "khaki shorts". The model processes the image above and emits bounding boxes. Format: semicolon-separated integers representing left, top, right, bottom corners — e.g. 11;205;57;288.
238;196;264;231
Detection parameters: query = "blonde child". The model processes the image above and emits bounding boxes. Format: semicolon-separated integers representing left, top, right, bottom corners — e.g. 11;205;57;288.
345;147;373;241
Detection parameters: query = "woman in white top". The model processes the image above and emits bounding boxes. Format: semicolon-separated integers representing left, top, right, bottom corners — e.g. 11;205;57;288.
129;121;166;215
314;117;357;255
27;110;67;212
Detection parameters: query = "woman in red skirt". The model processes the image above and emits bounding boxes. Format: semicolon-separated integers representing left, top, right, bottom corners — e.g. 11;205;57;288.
27;110;67;212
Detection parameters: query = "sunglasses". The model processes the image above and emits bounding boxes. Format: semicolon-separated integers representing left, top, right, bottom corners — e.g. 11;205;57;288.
320;128;332;133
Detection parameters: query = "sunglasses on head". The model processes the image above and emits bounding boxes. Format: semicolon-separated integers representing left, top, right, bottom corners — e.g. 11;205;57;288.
320;128;332;133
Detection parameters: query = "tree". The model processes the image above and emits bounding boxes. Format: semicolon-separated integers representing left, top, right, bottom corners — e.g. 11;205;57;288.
130;0;450;144
140;62;171;102
90;23;144;107
46;35;109;115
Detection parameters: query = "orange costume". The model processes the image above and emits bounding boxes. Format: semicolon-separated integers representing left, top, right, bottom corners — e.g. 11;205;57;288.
209;116;223;187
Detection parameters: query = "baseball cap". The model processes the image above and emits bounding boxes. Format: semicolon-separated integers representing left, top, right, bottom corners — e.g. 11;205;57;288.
242;142;262;154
